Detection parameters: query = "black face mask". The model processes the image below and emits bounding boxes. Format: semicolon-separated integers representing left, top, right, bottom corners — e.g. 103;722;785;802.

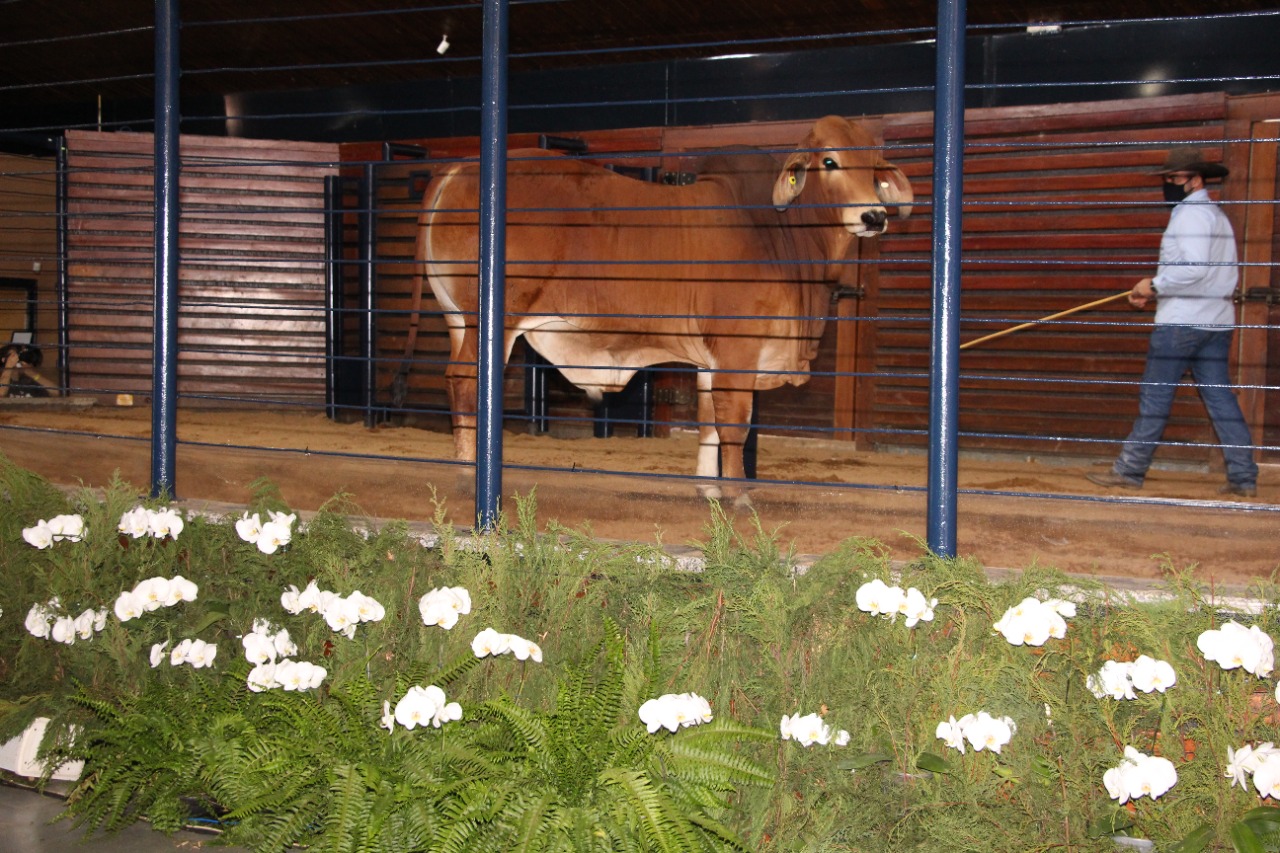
1162;180;1192;204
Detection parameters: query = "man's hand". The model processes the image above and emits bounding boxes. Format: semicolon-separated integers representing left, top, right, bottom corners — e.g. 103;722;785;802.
1128;277;1156;309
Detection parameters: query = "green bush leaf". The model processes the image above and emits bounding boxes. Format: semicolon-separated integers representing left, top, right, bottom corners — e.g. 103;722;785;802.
1087;808;1134;838
915;752;950;774
1229;821;1265;853
1167;823;1215;853
837;752;893;771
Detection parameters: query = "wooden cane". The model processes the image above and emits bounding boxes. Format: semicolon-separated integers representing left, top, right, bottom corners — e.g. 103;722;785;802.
959;290;1132;351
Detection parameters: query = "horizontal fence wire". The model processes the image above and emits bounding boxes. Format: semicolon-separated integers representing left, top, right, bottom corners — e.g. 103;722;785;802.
0;3;1278;560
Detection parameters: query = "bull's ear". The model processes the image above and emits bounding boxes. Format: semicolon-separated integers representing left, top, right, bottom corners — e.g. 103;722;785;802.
772;151;809;210
875;165;914;218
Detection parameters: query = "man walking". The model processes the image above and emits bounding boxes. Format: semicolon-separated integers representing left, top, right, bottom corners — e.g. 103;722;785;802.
1086;147;1259;497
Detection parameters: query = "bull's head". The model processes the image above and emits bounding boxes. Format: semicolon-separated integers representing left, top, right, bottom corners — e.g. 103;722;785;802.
772;115;914;237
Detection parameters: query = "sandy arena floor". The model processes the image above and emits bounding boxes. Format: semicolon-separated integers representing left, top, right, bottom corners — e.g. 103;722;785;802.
0;402;1276;589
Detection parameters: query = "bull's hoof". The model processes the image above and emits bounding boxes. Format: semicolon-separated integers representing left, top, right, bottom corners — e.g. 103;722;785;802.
697;483;723;501
730;491;754;512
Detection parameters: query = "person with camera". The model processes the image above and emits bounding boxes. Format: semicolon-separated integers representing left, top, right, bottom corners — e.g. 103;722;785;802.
0;343;60;398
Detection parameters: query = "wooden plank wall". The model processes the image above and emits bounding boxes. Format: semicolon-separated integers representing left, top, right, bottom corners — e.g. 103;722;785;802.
63;131;338;404
872;93;1233;460
344;92;1271;464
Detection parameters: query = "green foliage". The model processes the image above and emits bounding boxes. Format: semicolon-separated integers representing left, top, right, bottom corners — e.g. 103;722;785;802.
6;455;1280;852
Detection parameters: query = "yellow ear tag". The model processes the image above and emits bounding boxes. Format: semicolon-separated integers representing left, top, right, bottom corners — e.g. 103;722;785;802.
789;174;796;185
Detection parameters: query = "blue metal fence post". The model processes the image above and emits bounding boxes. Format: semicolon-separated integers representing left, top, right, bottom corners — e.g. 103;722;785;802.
927;0;966;557
475;0;509;529
152;0;181;498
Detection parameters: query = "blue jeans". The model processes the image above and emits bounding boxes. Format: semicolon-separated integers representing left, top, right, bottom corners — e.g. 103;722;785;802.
1114;325;1258;486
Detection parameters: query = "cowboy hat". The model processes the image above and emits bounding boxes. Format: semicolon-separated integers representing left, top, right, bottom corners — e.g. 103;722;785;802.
1151;146;1229;179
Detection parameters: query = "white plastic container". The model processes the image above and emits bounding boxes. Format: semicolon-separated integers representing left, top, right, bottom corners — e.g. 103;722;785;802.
0;717;84;781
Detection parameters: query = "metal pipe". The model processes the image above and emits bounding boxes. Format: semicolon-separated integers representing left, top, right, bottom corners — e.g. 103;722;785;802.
55;138;70;393
151;0;181;499
323;174;340;419
927;0;967;558
475;0;509;530
360;163;377;428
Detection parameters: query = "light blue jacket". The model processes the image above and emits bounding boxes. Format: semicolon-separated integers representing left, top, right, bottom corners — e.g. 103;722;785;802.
1152;188;1238;329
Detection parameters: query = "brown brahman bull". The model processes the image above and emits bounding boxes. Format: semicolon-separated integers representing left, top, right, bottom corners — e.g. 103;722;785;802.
417;115;912;503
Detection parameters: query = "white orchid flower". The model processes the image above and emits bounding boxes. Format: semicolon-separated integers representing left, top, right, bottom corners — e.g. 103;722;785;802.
150;642;169;668
1129;655;1176;694
787;712;832;747
418;587;472;629
170;638;193;666
394;685;441;730
186;639;217;669
835;729;851;746
47;514;85;542
854;579;893;615
962;711;1016;754
380;701;395;732
50;615;76;645
901;587;937;627
935;715;967;754
247;662;278;692
349;590;385;623
280;584;302;614
73;608;97;640
256;519;293;555
297;580;324;613
92;608;107;632
235;512;262;543
135;576;172;612
1226;744;1257;789
24;603;53;638
165;575;198;605
994;597;1068;647
22;521;53;550
1087;660;1137;701
113;589;144;622
148;508;184;539
1255;753;1280;800
639;693;713;734
471;627;511;658
267;510;297;529
1198;621;1274;678
118;507;151;538
1104;746;1177;803
273;629;297;658
276;660;323;690
242;631;277;664
323;595;362;636
508;634;543;662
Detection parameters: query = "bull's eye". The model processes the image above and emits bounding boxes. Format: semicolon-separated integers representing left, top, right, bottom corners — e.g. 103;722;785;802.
822;157;839;170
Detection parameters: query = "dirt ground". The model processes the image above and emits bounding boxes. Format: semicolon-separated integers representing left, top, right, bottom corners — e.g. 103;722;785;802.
0;401;1276;589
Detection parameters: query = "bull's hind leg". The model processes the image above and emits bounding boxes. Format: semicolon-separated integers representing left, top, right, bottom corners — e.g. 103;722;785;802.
694;375;722;500
444;328;479;464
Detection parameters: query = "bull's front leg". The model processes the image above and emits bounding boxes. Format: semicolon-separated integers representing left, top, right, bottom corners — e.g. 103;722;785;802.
694;369;754;508
711;386;754;509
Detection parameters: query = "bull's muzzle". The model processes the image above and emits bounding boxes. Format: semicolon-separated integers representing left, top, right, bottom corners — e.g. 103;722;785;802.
861;208;888;232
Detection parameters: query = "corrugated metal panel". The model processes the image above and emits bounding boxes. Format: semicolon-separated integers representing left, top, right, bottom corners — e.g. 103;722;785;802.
63;130;338;404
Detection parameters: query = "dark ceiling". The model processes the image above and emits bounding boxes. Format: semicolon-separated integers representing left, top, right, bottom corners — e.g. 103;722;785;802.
5;0;1279;112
